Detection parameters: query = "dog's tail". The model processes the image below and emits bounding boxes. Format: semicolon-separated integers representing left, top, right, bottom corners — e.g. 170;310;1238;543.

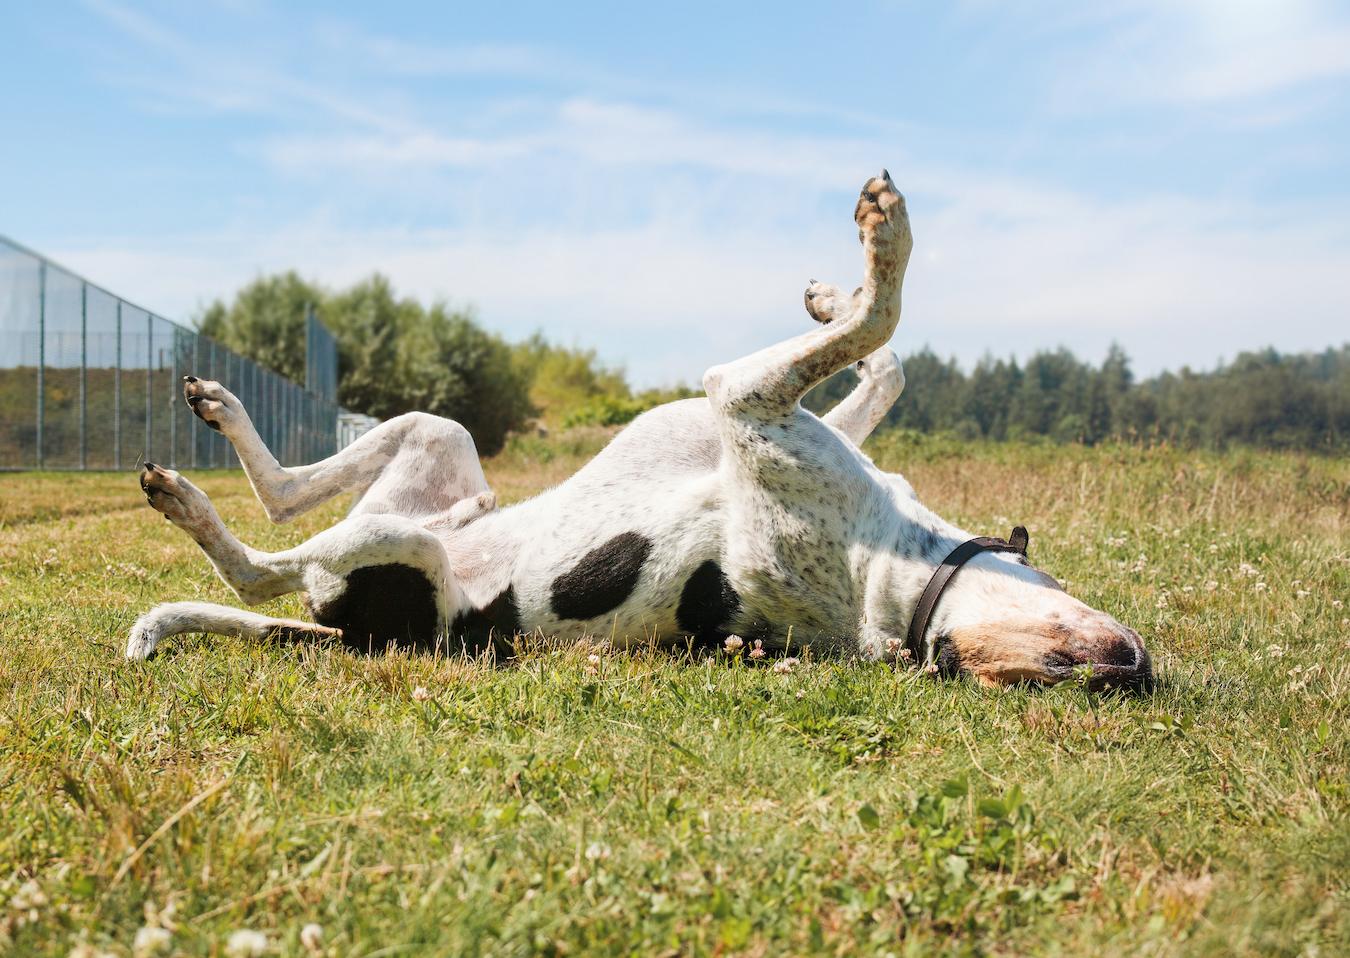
125;601;340;660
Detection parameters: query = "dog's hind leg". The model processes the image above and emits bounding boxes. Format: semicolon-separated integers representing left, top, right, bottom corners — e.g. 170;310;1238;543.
183;376;489;524
126;602;341;660
822;347;904;445
136;463;459;656
703;171;912;417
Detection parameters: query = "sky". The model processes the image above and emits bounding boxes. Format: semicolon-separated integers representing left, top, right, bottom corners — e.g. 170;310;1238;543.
2;0;1348;387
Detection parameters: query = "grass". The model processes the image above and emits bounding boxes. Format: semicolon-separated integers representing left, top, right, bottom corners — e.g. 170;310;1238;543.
1;432;1347;956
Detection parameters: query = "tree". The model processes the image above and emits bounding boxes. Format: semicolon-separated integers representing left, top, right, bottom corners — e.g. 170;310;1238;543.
196;273;533;455
197;272;320;384
510;333;631;425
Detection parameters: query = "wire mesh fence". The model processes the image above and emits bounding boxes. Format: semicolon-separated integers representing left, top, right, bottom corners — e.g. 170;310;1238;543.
0;236;341;471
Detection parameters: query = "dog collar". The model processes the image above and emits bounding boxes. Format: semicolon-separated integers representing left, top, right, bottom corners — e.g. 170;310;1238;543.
905;526;1030;669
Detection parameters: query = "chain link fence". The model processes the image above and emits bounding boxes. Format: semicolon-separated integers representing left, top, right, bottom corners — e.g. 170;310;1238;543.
0;236;341;471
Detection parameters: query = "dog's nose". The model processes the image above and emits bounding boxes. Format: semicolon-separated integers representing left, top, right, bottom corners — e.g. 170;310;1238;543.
1087;629;1152;690
1044;626;1152;691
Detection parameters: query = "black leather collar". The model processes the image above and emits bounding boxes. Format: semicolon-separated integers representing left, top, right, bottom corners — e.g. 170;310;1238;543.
905;526;1030;668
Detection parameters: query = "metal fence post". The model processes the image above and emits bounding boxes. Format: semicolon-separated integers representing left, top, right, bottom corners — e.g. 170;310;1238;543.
191;333;200;469
36;261;46;469
114;301;122;469
145;312;153;462
167;337;176;468
80;282;88;469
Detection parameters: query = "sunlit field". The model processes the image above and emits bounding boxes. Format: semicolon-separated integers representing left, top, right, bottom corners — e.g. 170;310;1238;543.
1;432;1346;956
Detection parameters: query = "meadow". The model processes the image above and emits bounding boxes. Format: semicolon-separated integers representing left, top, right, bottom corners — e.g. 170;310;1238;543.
1;431;1346;956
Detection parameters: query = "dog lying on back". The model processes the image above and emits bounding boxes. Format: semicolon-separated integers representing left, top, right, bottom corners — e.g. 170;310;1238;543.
130;172;1151;690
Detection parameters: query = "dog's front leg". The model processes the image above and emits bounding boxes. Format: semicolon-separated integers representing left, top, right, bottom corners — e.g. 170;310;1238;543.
702;171;912;417
804;280;906;445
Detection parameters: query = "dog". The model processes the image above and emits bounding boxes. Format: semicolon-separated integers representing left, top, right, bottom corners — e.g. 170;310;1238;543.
128;172;1152;689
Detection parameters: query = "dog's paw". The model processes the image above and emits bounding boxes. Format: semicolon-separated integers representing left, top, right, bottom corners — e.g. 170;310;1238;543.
125;614;163;660
182;375;242;433
804;280;862;325
855;345;905;391
854;169;911;249
139;462;212;528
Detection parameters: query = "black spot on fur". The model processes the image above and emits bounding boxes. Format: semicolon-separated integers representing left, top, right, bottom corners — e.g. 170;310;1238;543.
550;532;652;620
451;586;521;654
307;563;439;653
676;561;741;649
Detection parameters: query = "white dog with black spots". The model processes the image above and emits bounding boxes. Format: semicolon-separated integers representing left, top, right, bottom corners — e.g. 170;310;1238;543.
128;172;1151;688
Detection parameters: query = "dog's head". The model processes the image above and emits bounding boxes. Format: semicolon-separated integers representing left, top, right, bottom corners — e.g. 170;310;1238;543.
918;550;1152;690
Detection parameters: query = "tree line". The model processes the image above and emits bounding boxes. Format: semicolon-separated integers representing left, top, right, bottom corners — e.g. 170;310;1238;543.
199;272;1348;452
804;343;1350;450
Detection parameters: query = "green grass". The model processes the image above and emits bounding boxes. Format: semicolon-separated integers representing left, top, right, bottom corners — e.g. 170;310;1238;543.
1;436;1347;956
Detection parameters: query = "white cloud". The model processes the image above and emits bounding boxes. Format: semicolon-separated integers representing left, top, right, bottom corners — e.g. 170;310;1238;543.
1049;0;1350;110
54;1;1350;390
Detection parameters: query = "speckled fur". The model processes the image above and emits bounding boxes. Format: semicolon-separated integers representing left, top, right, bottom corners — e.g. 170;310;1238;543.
128;173;1151;687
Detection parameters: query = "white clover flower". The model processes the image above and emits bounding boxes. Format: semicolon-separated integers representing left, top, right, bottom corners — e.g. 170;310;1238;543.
723;635;744;652
586;653;602;666
133;927;172;957
411;686;431;702
884;636;902;655
772;657;799;674
1332;599;1343;609
300;923;324;953
68;945;117;958
225;929;269;957
11;880;46;911
749;640;766;660
1266;645;1285;658
585;842;610;861
1296;589;1311;599
1254;581;1267;592
1205;581;1219;591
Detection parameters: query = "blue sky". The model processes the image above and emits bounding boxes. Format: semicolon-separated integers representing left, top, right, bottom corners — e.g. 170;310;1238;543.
3;1;1348;386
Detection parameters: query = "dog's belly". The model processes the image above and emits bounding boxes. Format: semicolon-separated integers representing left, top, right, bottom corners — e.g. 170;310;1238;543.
449;398;877;652
499;479;864;652
505;470;738;647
